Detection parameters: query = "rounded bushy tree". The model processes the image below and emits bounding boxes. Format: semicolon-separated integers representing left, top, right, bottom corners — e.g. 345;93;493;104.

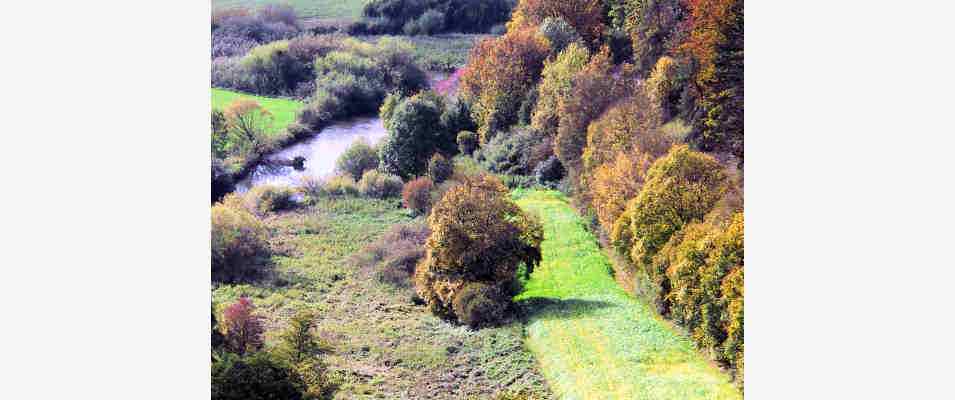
212;201;270;283
336;138;380;179
379;92;446;178
427;153;453;184
414;175;543;327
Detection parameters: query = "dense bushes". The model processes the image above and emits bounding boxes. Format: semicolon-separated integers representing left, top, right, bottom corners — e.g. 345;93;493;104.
336;138;380;179
212;352;305;400
351;0;514;35
212;5;300;59
414;175;543;327
211;201;271;283
379;91;461;178
402;177;434;215
358;170;404;198
296;38;428;133
477;126;546;176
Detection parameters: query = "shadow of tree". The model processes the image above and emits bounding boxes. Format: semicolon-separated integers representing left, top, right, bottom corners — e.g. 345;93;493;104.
516;297;617;322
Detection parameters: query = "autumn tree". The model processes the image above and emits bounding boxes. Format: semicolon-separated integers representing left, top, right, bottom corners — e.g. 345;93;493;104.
681;0;744;163
223;99;275;156
222;297;265;355
460;29;550;142
553;48;635;180
531;42;590;137
414;175;543;327
590;150;653;235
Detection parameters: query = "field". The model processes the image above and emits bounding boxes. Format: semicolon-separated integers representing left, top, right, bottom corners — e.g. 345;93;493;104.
213;196;551;399
211;88;303;136
513;190;741;399
211;0;368;21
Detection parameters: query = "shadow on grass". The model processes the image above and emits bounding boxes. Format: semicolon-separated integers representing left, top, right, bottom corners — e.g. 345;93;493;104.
516;297;617;322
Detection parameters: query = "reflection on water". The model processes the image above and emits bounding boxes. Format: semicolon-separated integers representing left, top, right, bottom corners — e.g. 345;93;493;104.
235;117;386;192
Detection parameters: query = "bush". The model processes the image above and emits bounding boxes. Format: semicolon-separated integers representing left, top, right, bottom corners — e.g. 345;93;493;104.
353;221;431;290
221;297;265;355
356;0;513;35
405;9;446;35
212;352;305;400
477;126;543;176
457;131;479;155
323;174;360;197
336;138;380;178
624;145;728;266
427;153;453;184
533;155;564;186
414;175;543;326
402;177;434;216
246;185;297;214
275;311;325;365
452;282;509;328
440;97;477;142
212;202;270;283
358;170;404;199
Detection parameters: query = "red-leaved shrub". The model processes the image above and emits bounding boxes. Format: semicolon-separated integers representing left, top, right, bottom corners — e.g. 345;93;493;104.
222;297;265;355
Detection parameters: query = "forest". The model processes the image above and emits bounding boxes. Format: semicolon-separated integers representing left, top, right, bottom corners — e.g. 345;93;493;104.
210;1;743;398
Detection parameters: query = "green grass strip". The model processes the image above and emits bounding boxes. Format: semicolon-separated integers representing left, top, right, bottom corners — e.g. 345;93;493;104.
211;88;304;137
513;189;740;400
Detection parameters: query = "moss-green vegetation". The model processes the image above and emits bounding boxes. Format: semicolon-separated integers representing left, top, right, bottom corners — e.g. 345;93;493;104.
213;196;551;399
212;88;303;136
212;0;368;21
513;189;740;399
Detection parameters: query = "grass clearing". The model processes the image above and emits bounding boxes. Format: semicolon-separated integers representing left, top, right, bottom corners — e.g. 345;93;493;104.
213;196;551;399
211;0;368;21
357;34;491;72
513;189;741;400
212;88;303;137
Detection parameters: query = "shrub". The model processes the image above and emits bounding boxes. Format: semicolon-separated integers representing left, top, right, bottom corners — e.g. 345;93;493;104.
427;153;453;184
440;97;477;142
223;99;275;157
624;145;728;266
379;92;450;178
402;177;434;216
211;202;270;283
212;352;305;400
539;17;582;53
405;9;446;35
477;126;542;176
323;174;360;197
452;282;509;328
358;170;404;199
457;131;479;155
353;221;431;290
275;311;324;365
222;297;265;355
246;185;297;214
533;155;564;186
414;175;543;326
357;0;513;35
335;138;379;178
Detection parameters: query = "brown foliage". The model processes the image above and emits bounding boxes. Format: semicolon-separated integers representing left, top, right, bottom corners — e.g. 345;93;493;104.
510;0;606;49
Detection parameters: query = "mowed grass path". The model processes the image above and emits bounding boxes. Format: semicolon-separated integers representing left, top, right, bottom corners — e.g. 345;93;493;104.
211;0;367;20
212;88;303;137
513;190;740;400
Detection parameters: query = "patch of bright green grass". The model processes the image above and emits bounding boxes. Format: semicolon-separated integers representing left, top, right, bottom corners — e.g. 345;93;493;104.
513;189;741;400
212;0;368;20
211;88;303;137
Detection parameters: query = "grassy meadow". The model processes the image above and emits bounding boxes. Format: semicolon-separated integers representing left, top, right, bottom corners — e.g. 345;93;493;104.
359;34;492;72
211;88;303;136
211;0;368;21
213;196;551;399
513;189;741;400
